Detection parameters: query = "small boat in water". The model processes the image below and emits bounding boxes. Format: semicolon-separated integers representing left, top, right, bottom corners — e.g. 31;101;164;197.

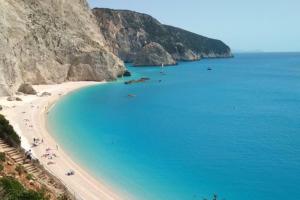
160;63;166;75
207;67;212;71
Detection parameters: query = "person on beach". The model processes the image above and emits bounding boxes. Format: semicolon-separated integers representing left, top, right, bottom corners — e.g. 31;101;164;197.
66;170;75;176
25;150;32;160
25;149;31;156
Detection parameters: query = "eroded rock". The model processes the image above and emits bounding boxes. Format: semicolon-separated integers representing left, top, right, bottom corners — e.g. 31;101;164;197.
18;84;37;95
40;92;52;97
6;96;22;101
124;77;150;84
123;70;132;77
133;43;177;66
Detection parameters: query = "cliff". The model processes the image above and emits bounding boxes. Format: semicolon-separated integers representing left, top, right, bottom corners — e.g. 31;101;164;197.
133;42;177;66
92;8;232;64
0;0;125;96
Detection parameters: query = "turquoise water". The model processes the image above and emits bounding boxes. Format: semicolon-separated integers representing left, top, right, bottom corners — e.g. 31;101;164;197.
48;53;300;200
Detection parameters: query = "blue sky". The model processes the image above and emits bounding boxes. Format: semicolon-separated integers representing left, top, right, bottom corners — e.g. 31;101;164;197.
88;0;300;52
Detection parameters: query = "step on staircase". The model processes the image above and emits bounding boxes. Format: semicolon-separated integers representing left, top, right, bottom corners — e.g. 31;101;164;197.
0;138;44;180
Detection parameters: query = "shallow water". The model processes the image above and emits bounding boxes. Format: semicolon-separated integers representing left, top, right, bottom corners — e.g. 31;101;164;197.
48;53;300;200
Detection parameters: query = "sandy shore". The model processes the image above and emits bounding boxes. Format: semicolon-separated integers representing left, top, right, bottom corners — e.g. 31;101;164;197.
0;82;123;200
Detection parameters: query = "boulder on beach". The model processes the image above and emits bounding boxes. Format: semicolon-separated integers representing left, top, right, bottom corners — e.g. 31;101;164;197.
18;83;37;95
7;96;22;101
7;96;16;101
133;42;177;66
40;92;52;97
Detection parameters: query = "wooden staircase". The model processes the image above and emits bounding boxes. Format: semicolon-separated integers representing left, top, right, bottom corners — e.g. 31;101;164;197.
0;139;47;180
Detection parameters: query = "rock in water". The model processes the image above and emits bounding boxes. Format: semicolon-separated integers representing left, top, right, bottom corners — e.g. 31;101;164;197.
123;70;132;77
0;105;2;111
0;0;125;96
92;8;232;63
124;77;150;85
134;43;177;66
18;84;37;95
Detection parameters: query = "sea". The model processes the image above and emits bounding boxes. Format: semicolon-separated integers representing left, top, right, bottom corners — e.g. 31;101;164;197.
48;53;300;200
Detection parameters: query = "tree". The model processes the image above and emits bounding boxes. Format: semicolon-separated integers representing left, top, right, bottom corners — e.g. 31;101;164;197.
0;115;21;147
0;176;25;199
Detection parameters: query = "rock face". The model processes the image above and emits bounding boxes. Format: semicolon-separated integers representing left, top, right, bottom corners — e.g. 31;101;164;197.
92;8;232;64
18;83;37;95
134;42;176;66
0;0;125;96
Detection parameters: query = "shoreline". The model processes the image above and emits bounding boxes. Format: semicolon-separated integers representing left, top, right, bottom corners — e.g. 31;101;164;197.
0;81;123;200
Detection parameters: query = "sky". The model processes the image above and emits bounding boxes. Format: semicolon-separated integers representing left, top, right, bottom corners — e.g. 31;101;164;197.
88;0;300;52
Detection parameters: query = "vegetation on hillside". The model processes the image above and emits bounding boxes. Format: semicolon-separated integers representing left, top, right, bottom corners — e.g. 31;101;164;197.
0;152;49;199
0;114;21;147
0;115;72;199
0;176;49;200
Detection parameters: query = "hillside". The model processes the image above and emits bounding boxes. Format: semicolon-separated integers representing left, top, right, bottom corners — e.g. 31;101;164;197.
92;8;232;64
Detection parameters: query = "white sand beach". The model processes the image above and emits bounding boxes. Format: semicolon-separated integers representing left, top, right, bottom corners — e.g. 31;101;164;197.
0;82;123;200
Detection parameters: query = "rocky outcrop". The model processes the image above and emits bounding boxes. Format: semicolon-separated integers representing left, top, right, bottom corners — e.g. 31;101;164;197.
0;0;125;96
123;70;131;77
92;8;232;64
134;42;176;66
7;96;22;101
124;77;150;85
18;83;37;95
40;92;52;97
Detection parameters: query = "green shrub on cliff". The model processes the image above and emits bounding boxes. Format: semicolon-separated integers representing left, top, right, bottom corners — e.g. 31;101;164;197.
0;114;21;147
0;152;5;162
0;176;49;200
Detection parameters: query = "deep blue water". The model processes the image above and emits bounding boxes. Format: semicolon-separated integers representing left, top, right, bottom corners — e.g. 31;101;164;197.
48;53;300;200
